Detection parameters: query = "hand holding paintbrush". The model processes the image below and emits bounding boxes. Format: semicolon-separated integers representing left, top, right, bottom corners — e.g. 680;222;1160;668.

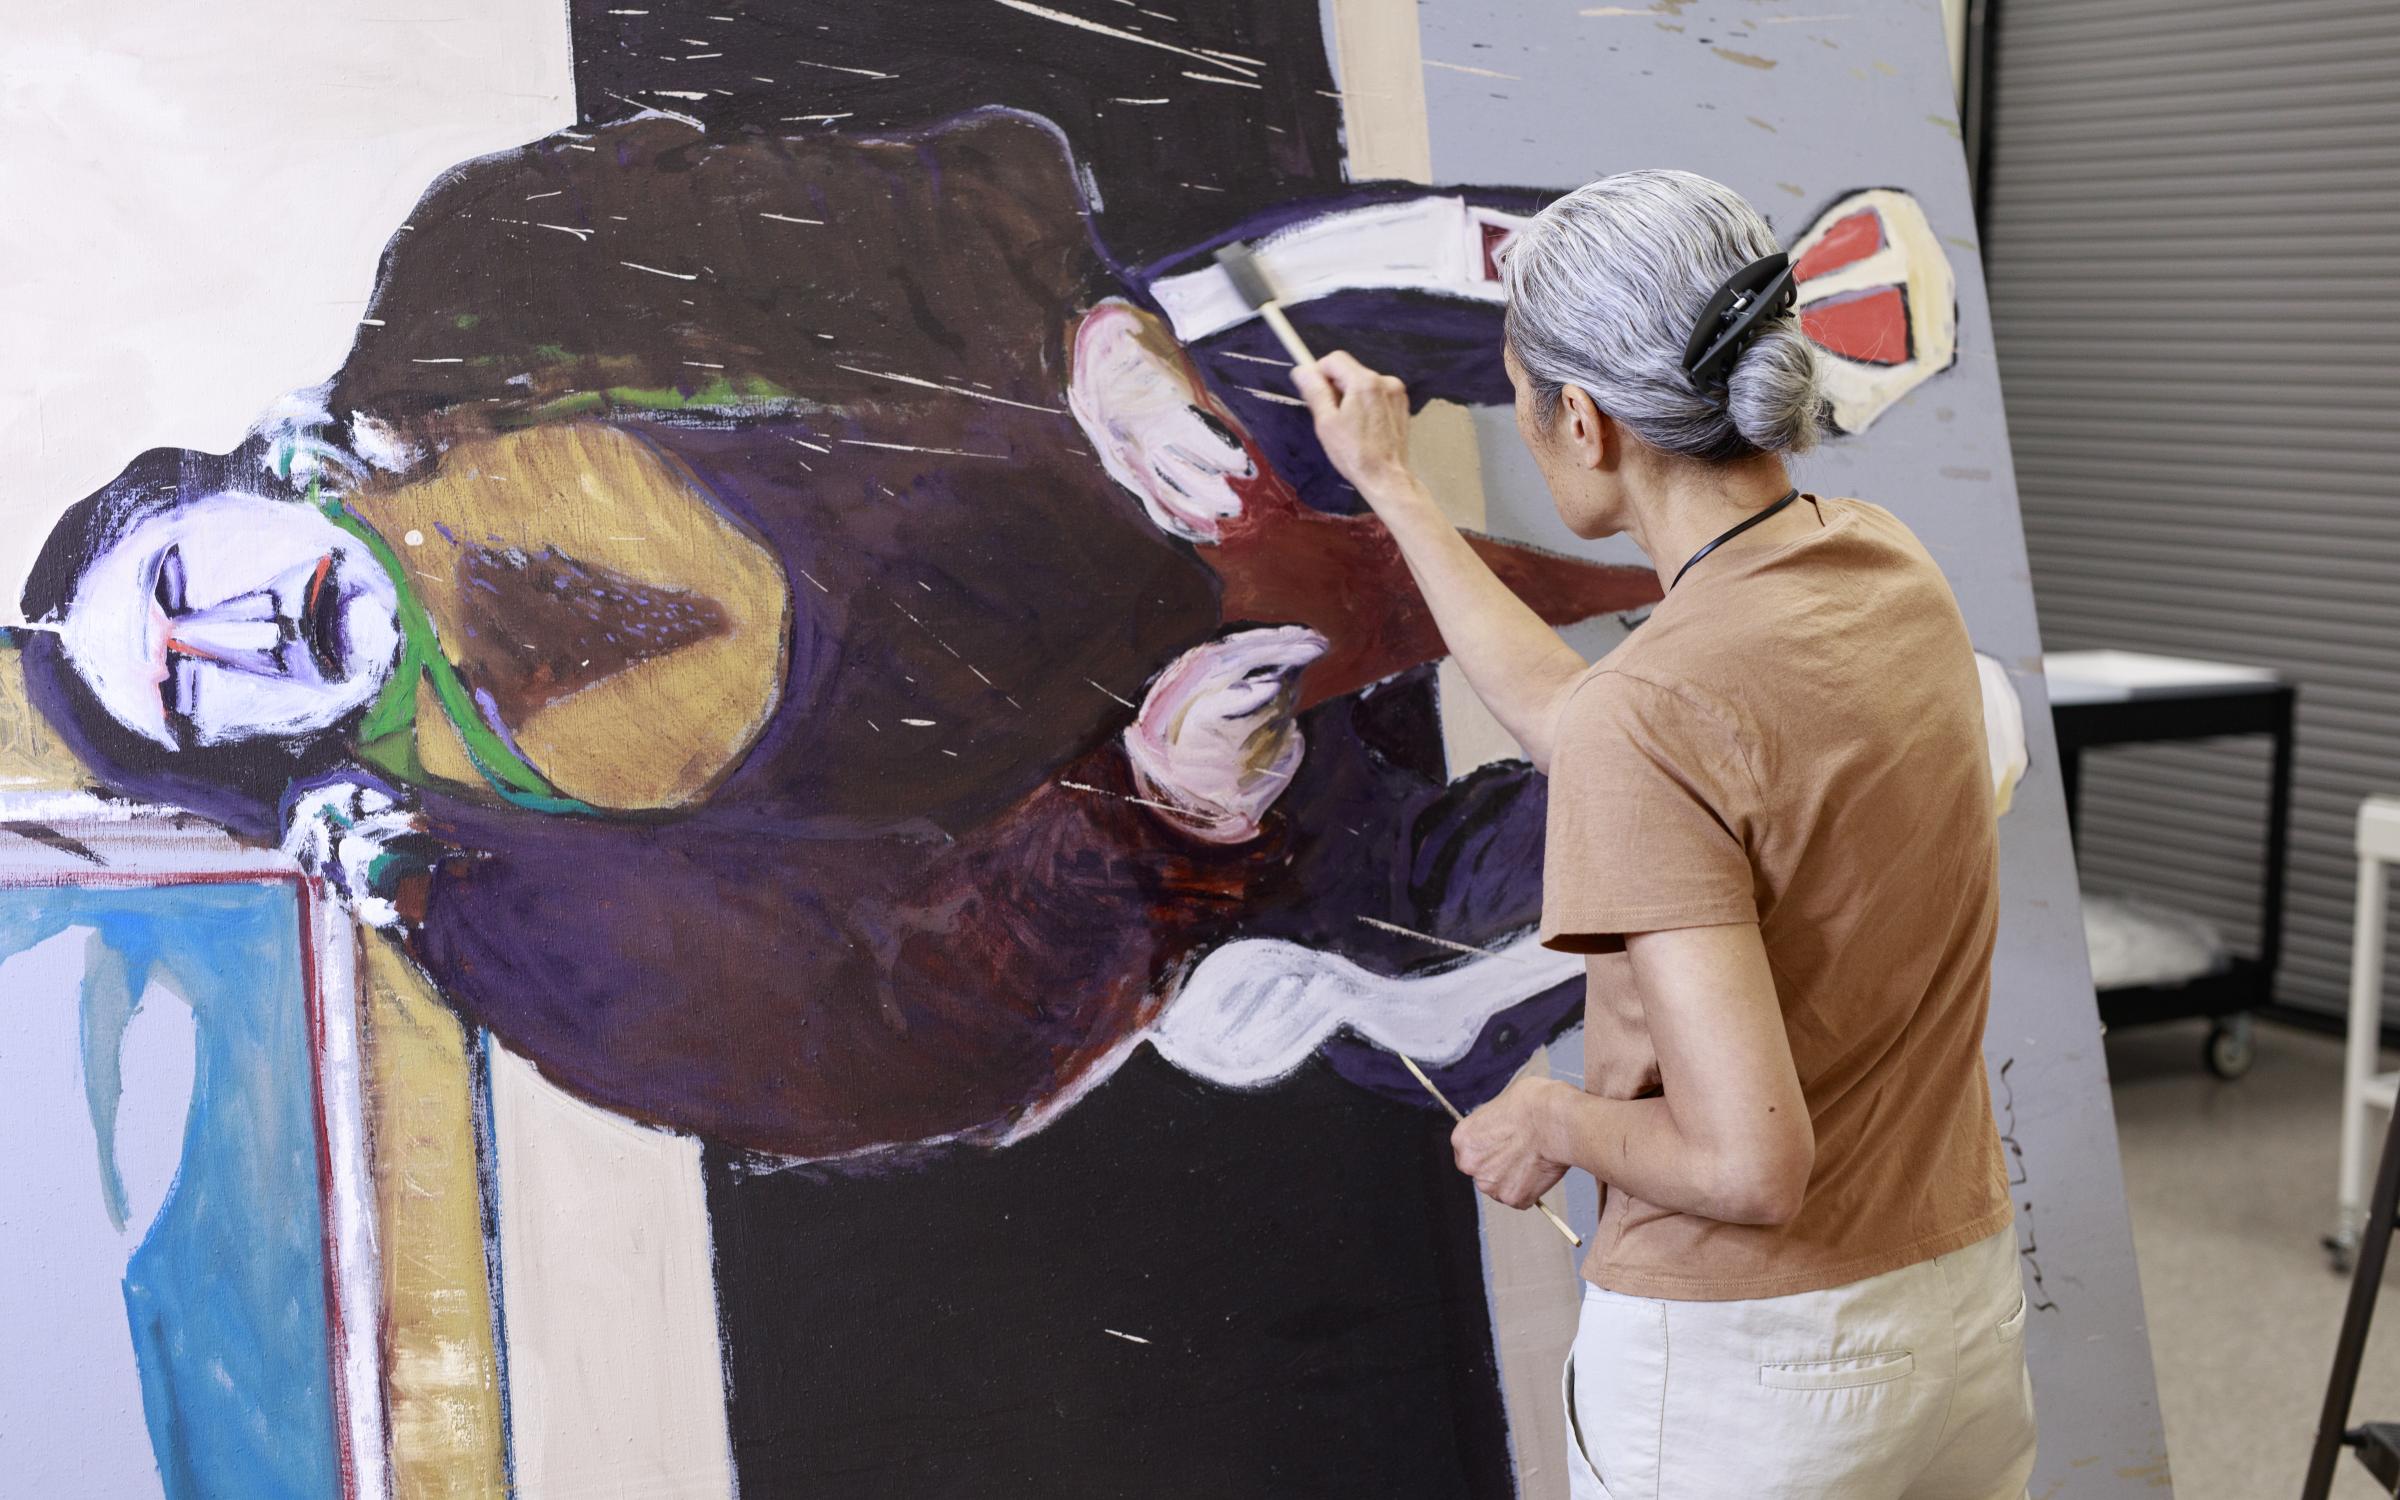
1396;1052;1584;1248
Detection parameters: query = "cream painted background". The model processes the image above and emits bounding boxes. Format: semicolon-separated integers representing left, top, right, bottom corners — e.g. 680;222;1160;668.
0;0;574;624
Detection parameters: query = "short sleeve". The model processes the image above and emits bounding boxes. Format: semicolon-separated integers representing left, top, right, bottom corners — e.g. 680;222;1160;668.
1539;671;1759;954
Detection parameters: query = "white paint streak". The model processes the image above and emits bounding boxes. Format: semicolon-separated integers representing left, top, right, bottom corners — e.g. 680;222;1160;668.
1354;914;1532;963
535;222;593;240
1104;1328;1153;1345
487;1045;735;1499
309;902;392;1500
1085;677;1138;709
1149;933;1578;1088
838;438;1009;459
759;210;826;224
620;260;698;280
1423;58;1523;80
1181;69;1262;89
1058;779;1187;816
787;57;898;79
834;363;1063;414
1108;96;1172;104
990;0;1244;69
1217;350;1291;367
1237;385;1308;407
604;91;703;131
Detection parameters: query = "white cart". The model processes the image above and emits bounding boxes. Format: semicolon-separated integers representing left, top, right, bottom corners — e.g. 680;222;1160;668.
2330;796;2400;1272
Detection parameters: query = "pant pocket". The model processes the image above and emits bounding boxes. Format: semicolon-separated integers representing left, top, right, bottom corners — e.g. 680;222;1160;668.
1997;1289;2029;1343
1561;1350;1615;1500
1758;1349;1915;1391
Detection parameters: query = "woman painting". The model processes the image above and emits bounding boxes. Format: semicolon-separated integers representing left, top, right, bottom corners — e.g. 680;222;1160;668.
1296;169;2039;1498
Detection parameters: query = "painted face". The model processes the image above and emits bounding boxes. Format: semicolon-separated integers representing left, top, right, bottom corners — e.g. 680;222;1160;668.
61;492;402;749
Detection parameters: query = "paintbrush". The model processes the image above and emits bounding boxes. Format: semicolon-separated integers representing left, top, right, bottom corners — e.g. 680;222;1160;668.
1394;1051;1584;1249
1212;243;1317;369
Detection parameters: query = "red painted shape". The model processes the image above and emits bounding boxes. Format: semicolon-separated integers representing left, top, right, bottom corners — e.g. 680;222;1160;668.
1802;286;1912;367
1479;221;1515;281
1793;209;1885;281
1210;467;1660;709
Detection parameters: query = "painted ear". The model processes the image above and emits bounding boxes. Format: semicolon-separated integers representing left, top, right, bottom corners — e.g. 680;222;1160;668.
1789;188;1959;433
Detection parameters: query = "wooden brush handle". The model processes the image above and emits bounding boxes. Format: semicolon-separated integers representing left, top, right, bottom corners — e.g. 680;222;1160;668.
1534;1198;1583;1248
1259;302;1316;368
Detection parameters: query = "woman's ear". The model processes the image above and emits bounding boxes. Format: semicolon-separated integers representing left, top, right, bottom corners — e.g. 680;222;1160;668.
1560;384;1614;472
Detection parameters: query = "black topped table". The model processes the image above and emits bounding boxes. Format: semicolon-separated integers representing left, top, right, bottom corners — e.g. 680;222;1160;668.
2045;650;2297;1078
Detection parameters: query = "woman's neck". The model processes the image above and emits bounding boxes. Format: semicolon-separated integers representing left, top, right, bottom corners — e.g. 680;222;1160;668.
1624;454;1806;591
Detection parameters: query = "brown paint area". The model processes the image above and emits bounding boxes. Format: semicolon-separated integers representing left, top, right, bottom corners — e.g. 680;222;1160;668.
459;545;732;724
1211;467;1661;708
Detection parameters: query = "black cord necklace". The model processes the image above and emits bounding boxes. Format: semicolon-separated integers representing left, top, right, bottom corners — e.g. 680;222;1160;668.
1669;487;1803;591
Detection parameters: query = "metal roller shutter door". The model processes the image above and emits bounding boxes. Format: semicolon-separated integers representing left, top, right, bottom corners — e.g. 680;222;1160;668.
1981;0;2400;1020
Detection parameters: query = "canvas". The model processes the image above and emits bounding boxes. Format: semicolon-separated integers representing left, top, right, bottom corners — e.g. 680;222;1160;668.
0;1;2165;1495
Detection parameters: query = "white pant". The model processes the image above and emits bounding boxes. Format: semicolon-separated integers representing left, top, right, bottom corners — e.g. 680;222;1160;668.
1563;1224;2036;1499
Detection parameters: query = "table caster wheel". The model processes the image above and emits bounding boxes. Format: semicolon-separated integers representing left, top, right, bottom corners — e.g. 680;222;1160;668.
2205;1016;2255;1080
2326;1232;2358;1276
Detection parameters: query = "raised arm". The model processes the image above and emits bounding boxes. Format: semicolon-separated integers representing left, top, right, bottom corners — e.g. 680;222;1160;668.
1292;351;1589;769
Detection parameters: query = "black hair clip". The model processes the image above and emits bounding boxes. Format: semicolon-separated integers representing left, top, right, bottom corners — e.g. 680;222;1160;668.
1680;251;1798;393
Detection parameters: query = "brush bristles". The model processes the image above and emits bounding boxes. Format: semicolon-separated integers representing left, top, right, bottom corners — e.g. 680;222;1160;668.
1212;243;1283;310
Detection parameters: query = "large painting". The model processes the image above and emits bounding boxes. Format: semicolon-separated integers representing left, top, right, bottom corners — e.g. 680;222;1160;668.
0;2;2165;1495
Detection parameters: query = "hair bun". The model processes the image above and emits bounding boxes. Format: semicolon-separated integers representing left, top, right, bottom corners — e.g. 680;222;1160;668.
1724;323;1828;456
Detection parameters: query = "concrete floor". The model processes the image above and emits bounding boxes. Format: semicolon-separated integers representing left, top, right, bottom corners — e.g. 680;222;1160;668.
2106;1017;2400;1499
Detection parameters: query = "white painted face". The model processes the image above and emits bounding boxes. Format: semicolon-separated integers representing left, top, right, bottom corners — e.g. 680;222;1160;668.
61;492;403;749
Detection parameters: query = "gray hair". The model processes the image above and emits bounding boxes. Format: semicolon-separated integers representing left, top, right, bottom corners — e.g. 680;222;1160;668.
1501;169;1826;461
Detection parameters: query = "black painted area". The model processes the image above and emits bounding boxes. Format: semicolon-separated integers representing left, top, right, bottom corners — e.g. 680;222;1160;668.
704;1046;1515;1499
567;0;1349;265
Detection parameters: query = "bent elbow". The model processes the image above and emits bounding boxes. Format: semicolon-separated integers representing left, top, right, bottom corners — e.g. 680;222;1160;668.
1710;1138;1816;1227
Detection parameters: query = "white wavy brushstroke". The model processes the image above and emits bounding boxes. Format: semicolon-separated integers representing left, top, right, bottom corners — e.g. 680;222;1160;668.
1148;196;1524;343
1149;932;1579;1088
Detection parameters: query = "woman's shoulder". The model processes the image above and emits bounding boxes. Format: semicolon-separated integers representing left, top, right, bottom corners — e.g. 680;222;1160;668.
1822;496;1938;565
1551;655;1751;770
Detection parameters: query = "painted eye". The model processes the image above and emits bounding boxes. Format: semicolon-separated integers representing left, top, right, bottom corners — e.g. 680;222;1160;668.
152;544;188;616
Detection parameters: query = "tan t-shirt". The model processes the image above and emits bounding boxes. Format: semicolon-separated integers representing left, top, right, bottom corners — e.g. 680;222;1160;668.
1540;496;2012;1301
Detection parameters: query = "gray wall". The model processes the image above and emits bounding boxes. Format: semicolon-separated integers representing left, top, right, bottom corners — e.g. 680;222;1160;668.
1985;0;2400;1025
1420;0;2169;1490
